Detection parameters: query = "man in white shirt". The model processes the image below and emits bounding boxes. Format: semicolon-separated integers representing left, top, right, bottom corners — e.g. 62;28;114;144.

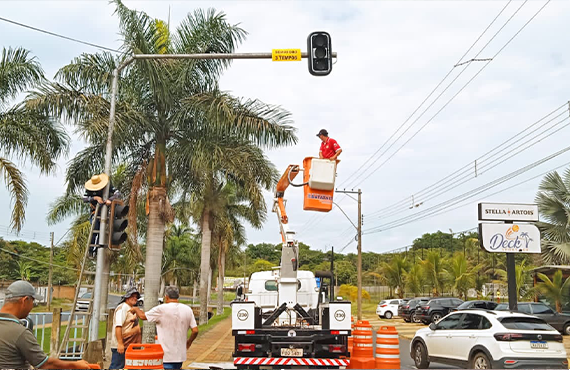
131;286;199;369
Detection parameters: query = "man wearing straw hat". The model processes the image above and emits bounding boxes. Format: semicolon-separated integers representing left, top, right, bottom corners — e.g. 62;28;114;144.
0;280;90;369
83;173;121;257
109;287;141;369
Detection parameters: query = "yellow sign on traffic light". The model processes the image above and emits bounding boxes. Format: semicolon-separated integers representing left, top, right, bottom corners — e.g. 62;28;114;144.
272;49;301;61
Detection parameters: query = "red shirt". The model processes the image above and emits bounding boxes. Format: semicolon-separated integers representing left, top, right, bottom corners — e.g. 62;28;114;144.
320;137;341;159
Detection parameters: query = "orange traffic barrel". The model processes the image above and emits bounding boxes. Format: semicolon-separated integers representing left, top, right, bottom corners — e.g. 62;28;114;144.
347;316;355;356
124;343;164;369
348;320;375;369
375;325;401;369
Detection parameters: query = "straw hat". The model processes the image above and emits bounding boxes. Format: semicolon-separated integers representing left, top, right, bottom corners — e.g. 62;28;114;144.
85;173;109;191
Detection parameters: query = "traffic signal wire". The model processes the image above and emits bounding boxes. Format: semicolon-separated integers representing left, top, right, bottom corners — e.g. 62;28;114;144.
367;104;570;219
363;144;570;235
0;16;121;54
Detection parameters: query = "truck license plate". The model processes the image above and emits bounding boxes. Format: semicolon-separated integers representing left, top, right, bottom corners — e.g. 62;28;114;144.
530;341;548;349
281;348;303;357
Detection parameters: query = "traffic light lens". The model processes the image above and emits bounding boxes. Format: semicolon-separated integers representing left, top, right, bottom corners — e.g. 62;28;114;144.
115;205;129;218
314;59;329;71
112;232;128;245
313;34;327;47
314;47;327;59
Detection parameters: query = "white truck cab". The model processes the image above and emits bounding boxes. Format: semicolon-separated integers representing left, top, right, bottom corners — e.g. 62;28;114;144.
246;270;319;312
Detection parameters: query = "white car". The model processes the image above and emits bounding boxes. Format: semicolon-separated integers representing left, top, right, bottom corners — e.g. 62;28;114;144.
75;292;92;311
410;309;568;369
376;299;403;319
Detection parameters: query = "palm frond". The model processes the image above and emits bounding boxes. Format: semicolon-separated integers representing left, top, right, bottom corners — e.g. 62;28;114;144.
47;193;89;225
0;157;28;231
0;47;44;107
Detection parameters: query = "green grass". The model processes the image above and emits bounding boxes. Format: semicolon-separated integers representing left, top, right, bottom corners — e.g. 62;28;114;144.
191;307;231;337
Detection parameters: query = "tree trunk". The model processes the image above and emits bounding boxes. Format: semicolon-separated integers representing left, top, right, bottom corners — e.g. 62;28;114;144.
556;300;562;313
142;187;167;343
192;278;197;303
199;208;212;325
217;245;225;315
159;277;165;298
208;267;212;305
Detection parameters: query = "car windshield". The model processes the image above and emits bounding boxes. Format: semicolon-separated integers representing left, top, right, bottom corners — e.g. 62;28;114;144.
80;292;92;299
499;317;555;331
378;300;387;305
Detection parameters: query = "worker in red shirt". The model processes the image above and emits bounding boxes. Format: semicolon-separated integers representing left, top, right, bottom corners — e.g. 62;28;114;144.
317;129;342;160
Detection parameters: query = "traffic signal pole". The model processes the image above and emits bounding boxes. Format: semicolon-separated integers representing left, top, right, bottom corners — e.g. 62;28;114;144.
89;50;337;342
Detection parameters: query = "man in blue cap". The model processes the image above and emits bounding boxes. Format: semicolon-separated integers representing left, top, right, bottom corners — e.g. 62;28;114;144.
0;280;90;369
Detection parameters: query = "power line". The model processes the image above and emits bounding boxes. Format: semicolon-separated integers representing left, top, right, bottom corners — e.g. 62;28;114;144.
0;16;121;53
364;143;570;234
343;0;528;190
369;107;570;220
369;103;568;216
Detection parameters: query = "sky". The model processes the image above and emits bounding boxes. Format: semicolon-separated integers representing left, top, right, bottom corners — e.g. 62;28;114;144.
1;0;569;255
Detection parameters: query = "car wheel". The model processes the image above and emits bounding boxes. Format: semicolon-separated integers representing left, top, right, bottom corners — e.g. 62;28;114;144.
385;311;393;319
413;341;430;369
412;312;421;323
471;352;492;369
564;323;570;335
431;312;442;323
404;318;411;323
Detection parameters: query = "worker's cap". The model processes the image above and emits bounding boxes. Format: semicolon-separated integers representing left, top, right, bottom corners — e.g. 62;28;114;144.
5;280;43;301
165;286;179;299
316;129;328;137
120;287;140;303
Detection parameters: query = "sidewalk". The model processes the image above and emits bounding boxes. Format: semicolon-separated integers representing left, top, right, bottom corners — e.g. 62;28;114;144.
183;317;234;369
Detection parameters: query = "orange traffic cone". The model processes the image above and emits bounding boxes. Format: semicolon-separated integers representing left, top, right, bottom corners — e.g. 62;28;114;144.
375;325;401;369
347;320;375;369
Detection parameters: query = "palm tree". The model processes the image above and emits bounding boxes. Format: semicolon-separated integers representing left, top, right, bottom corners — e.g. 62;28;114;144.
378;255;409;298
535;169;570;264
422;250;447;296
535;270;570;313
447;253;479;299
404;263;423;296
26;1;296;342
0;47;69;231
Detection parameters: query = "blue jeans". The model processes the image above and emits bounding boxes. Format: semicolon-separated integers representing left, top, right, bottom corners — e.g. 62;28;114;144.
163;362;183;369
109;349;125;369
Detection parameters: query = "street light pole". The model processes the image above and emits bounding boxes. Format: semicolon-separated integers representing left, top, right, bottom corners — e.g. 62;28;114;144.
89;51;338;342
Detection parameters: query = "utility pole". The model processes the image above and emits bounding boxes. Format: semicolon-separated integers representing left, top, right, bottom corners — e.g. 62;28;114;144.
90;49;339;343
47;232;54;311
335;188;362;320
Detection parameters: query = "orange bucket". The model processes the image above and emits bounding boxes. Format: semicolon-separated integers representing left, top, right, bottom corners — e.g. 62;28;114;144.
124;343;164;369
302;157;336;212
347;320;375;369
375;325;400;369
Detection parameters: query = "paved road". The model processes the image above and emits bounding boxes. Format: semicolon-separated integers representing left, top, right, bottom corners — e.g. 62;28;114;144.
400;338;459;369
30;294;122;325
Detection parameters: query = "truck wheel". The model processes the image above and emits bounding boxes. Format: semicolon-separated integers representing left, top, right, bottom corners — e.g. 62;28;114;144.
413;341;430;369
385;311;393;319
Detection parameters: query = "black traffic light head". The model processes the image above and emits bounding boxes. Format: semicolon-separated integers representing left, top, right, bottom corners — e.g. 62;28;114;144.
307;31;332;76
109;201;129;249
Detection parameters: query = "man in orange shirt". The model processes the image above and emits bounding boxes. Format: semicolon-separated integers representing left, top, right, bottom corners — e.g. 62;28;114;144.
317;129;342;160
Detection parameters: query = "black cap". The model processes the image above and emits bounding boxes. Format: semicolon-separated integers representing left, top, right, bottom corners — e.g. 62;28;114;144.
316;129;328;137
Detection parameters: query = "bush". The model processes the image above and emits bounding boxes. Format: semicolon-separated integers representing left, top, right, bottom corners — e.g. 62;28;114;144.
338;284;370;302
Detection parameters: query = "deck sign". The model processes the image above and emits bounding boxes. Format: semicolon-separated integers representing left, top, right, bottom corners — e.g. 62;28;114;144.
478;223;541;254
478;202;539;222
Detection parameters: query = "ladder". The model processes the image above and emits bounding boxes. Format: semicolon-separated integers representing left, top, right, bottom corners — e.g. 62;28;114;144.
58;204;101;360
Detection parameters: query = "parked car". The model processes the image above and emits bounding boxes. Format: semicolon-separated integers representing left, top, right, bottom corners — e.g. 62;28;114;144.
400;297;430;323
452;300;498;311
75;292;92;311
495;302;570;335
416;297;464;324
411;309;568;369
376;299;404;319
136;295;164;307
